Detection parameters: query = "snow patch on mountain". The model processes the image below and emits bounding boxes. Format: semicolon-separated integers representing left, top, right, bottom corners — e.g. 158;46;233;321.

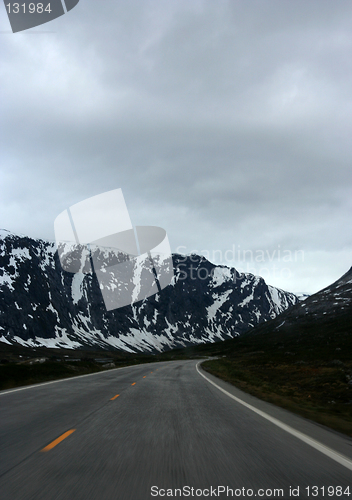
211;267;233;287
207;290;233;321
71;272;86;304
0;231;299;352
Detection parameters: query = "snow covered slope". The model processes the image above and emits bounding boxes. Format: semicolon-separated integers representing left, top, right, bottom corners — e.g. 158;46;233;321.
0;230;298;352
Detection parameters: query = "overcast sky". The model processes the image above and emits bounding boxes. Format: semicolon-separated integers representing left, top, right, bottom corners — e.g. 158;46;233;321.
1;0;351;295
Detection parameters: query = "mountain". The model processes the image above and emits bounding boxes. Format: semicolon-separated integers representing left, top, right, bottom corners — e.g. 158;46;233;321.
241;265;352;343
295;292;310;301
0;229;298;353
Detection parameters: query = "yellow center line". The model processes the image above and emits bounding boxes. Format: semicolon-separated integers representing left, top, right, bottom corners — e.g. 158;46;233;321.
41;430;76;452
110;394;119;400
131;382;136;385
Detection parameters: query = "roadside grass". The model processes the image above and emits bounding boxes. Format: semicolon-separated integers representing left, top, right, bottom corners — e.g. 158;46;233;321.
201;356;352;437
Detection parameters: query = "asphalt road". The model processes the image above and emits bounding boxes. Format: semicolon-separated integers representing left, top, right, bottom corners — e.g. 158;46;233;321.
0;360;352;500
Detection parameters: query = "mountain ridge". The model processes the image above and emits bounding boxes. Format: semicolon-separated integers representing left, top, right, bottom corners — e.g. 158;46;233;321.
0;229;298;352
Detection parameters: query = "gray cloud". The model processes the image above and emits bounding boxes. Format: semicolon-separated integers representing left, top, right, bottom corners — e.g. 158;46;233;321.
1;0;352;294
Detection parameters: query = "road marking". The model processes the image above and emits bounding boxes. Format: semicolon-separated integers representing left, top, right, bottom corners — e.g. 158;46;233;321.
110;394;119;400
131;382;136;386
41;430;76;452
196;362;352;472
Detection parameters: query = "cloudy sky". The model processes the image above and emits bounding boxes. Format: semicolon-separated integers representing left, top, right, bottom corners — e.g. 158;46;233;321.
1;0;351;294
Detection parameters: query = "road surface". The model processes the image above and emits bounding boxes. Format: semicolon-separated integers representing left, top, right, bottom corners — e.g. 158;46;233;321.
0;360;351;499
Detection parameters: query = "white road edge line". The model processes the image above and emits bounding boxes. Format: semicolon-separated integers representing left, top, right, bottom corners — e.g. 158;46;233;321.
0;363;151;396
196;361;352;472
